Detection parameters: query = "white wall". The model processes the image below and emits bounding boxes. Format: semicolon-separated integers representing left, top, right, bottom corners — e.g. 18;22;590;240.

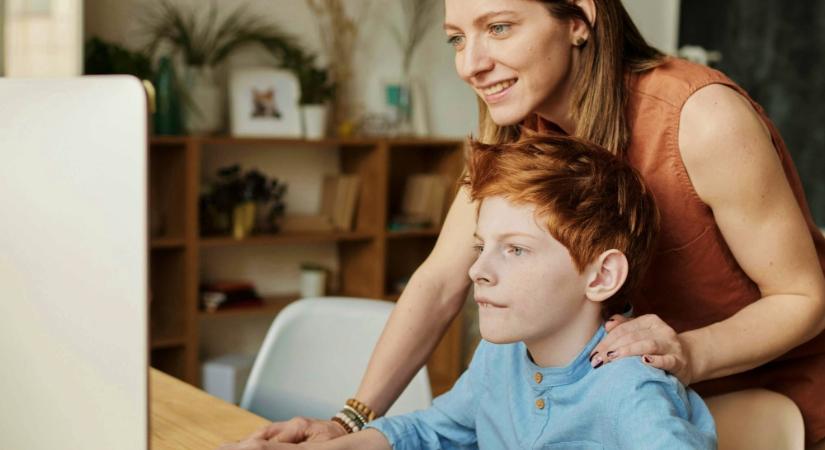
622;0;681;54
84;0;478;138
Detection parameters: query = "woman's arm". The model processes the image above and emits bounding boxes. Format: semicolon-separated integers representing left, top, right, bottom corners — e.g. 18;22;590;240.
677;84;825;381
593;83;825;384
254;187;479;443
355;186;478;414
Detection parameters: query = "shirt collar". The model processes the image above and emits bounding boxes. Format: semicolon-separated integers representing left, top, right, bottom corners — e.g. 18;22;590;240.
521;325;605;389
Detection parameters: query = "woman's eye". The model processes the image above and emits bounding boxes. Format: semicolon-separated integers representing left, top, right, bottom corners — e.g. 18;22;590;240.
489;23;511;36
447;34;465;49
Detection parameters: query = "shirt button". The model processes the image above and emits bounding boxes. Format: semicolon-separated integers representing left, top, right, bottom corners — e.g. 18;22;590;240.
534;372;543;384
535;398;545;410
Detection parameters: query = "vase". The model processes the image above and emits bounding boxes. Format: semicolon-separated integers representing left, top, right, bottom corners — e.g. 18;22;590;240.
153;56;183;135
232;202;256;240
184;65;223;135
384;77;414;136
300;269;327;298
301;104;329;139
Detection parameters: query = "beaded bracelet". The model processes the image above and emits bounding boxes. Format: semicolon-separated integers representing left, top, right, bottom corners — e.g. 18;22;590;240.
334;411;361;432
341;406;367;429
331;416;353;434
345;398;376;422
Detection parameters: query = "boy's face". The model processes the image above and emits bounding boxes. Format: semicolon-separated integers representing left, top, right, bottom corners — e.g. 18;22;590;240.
469;196;592;345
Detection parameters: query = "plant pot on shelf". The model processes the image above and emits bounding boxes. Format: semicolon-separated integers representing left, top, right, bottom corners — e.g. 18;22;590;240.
301;104;329;139
184;65;224;135
232;201;256;240
299;266;327;298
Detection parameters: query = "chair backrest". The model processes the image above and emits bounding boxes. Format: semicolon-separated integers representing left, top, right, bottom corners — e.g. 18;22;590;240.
240;297;432;421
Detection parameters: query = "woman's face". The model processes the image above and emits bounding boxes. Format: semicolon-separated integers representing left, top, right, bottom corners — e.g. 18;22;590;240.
444;0;579;126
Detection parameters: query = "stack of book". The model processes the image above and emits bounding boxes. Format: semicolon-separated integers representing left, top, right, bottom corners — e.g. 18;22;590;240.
280;174;361;232
391;174;449;230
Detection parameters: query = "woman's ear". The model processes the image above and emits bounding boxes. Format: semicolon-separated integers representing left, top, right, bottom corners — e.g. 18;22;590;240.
584;250;628;303
569;0;596;45
576;0;597;26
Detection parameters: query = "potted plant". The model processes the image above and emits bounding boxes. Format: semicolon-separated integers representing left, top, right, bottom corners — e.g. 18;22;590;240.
289;54;335;139
200;165;287;239
140;0;299;135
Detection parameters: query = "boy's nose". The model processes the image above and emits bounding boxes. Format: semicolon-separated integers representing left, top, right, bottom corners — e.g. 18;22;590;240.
468;256;495;285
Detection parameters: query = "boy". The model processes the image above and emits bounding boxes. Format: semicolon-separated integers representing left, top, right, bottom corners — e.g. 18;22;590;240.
224;133;717;449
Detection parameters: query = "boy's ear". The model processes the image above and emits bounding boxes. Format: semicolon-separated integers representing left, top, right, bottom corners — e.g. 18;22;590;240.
584;250;628;303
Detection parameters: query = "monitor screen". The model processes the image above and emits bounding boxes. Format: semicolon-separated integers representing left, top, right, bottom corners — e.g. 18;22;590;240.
0;76;148;450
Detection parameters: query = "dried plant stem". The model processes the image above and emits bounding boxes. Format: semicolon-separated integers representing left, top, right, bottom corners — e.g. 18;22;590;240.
305;0;367;128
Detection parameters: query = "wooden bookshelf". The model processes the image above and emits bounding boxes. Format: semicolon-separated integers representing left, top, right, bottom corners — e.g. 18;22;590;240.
148;135;466;396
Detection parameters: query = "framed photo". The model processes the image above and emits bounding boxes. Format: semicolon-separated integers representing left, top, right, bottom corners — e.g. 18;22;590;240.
230;68;302;137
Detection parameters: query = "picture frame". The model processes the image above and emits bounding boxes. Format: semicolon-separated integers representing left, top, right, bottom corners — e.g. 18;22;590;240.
229;67;302;137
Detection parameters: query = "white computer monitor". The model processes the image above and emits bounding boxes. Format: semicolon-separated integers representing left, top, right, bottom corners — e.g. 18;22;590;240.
0;76;148;450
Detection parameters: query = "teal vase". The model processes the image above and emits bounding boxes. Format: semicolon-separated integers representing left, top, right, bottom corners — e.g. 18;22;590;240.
153;56;183;135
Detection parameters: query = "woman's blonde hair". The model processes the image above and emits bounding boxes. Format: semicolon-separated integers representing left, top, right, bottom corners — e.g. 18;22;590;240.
478;0;664;157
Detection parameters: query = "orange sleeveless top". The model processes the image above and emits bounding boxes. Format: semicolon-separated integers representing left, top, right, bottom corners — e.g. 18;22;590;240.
532;57;825;443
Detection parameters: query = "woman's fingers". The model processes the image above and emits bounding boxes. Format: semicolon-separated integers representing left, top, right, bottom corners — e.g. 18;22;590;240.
271;417;313;443
250;423;282;440
603;314;629;332
605;338;660;361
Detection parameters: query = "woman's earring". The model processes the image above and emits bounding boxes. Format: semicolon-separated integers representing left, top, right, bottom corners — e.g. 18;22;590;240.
575;36;588;47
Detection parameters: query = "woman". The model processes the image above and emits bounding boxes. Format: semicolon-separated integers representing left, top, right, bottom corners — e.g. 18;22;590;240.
240;0;825;448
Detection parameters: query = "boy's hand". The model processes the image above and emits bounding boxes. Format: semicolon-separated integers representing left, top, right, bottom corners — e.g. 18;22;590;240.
593;314;695;385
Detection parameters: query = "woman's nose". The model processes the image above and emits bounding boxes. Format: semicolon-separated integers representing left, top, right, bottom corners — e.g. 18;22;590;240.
457;38;495;81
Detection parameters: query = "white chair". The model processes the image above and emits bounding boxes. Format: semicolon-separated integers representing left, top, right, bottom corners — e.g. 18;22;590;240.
240;297;433;421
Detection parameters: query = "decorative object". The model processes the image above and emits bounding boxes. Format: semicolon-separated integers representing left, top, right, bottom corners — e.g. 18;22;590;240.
140;0;297;134
200;164;287;238
302;104;329;139
305;0;369;133
299;263;327;298
386;0;438;136
153;55;183;135
293;58;335;139
229;68;302;137
183;65;223;135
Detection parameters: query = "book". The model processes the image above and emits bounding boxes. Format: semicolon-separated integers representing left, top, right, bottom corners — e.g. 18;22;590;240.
400;174;449;228
320;174;361;231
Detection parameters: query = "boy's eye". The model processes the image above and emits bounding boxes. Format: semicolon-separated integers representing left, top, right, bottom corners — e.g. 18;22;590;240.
447;34;465;49
489;23;511;36
472;244;484;253
508;246;524;256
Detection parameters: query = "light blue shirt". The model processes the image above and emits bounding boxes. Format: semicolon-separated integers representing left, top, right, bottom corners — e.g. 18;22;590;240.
367;326;716;449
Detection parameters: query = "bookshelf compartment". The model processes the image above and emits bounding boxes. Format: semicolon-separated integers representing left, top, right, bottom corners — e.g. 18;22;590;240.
386;144;464;232
149;145;187;240
151;346;187;379
150;248;187;343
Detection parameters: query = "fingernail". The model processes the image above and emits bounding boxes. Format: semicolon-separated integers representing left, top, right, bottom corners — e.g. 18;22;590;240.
606;318;615;322
591;355;604;368
606;351;616;360
643;355;652;364
589;351;598;362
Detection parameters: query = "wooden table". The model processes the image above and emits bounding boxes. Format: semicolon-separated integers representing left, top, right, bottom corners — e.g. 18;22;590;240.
151;368;270;449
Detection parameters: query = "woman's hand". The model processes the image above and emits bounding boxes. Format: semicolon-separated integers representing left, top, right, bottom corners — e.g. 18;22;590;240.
216;437;306;450
250;418;348;443
591;314;696;385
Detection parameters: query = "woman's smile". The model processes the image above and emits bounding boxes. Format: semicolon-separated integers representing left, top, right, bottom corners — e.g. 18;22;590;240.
479;78;518;103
